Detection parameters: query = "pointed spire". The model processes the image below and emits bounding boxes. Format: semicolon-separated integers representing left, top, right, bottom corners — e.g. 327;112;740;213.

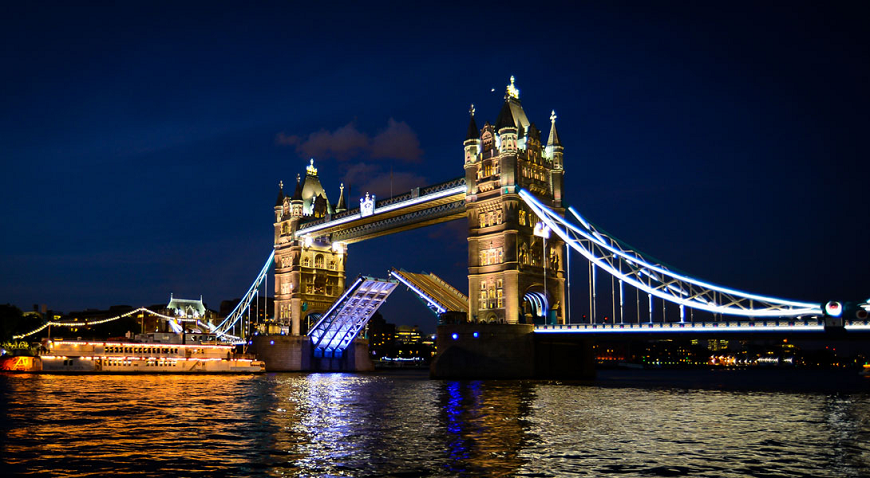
505;75;520;100
274;180;285;206
306;158;318;176
292;174;303;201
495;100;516;131
547;110;562;147
466;104;479;140
336;183;347;212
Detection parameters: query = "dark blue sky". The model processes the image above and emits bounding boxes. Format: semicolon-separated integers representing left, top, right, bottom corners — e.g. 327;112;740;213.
2;2;868;330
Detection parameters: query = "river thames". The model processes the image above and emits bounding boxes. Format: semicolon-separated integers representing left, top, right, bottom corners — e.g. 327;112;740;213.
2;369;869;477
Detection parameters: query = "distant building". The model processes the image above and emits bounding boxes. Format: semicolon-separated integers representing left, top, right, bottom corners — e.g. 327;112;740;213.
396;325;422;345
166;294;207;319
367;312;395;358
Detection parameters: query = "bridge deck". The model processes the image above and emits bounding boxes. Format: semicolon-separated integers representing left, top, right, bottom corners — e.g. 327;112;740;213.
390;269;468;315
308;276;398;358
535;319;870;335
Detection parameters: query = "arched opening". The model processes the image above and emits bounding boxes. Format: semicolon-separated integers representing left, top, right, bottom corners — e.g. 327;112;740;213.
304;313;322;335
522;288;550;325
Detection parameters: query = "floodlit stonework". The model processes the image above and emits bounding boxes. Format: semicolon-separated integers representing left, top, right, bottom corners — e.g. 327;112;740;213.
465;77;566;325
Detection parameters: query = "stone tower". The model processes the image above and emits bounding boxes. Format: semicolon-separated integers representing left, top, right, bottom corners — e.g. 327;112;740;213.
273;159;347;335
465;76;566;325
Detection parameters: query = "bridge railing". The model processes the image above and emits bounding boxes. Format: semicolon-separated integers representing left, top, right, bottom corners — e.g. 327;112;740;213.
535;318;826;334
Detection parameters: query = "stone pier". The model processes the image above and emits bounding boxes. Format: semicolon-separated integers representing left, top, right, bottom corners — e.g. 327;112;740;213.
250;335;374;372
430;323;595;379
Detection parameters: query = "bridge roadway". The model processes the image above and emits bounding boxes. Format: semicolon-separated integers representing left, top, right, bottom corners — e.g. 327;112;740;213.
534;318;870;339
296;177;466;243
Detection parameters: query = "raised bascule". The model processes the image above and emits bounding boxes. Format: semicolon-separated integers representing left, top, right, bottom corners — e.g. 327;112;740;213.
237;77;865;377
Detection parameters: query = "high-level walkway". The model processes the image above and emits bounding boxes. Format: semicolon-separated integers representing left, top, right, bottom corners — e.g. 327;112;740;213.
296;177;466;244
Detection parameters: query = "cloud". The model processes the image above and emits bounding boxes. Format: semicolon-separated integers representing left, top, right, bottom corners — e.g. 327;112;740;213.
340;162;381;189
276;123;369;161
340;164;427;200
371;118;423;162
276;118;423;162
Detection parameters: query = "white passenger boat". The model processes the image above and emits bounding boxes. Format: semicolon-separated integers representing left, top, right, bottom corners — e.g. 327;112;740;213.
0;333;265;373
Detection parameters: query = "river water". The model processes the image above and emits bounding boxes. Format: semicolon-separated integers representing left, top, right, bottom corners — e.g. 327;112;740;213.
2;369;869;477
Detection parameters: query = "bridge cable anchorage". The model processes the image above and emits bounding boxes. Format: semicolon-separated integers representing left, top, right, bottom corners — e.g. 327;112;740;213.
214;250;275;341
517;189;823;318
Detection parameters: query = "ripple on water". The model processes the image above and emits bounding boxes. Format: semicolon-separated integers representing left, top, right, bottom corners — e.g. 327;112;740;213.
1;370;870;477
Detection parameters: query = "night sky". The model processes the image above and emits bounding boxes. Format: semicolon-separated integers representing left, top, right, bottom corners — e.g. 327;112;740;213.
2;2;868;331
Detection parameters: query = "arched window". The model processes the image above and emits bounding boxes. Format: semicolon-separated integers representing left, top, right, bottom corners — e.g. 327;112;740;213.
314;254;324;269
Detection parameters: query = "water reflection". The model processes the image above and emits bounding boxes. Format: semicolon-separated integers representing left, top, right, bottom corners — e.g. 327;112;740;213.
437;380;536;476
2;371;870;477
2;374;267;476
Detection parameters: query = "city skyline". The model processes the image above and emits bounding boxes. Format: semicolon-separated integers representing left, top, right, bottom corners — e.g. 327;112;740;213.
2;3;868;330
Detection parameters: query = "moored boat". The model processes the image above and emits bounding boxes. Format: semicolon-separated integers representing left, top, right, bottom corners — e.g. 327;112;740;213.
0;333;265;373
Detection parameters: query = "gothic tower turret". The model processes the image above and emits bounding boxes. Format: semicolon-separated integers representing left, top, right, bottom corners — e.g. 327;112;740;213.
290;174;304;218
547;110;564;207
334;183;346;213
464;104;481;166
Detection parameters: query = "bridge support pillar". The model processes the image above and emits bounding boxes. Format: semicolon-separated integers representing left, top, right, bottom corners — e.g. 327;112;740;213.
250;335;374;372
250;335;311;372
430;324;595;379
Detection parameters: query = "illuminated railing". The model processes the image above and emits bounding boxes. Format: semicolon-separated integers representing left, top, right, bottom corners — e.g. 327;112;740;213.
297;177;466;237
519;189;824;319
535;319;826;334
213;250;275;341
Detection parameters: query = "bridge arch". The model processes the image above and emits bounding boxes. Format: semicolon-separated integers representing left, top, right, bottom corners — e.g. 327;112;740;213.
522;287;552;325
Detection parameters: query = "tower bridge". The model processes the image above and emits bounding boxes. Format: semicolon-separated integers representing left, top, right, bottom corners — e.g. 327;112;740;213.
13;77;863;377
239;76;864;377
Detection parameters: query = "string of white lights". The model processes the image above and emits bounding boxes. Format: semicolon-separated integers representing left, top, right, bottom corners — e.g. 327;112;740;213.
12;307;178;340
